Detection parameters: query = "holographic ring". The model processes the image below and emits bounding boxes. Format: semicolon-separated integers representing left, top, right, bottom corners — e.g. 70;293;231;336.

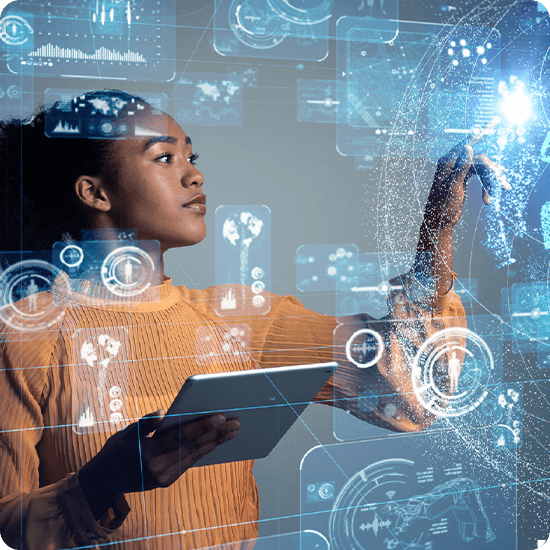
345;328;384;369
412;327;493;417
100;246;155;297
0;260;69;331
59;244;84;268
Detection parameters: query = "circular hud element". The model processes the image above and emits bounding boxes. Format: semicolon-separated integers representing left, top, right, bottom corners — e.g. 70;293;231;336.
0;15;33;46
100;246;155;297
345;328;384;368
329;458;412;550
329;458;496;550
59;245;84;269
229;0;287;49
412;327;493;417
0;260;69;331
269;0;332;25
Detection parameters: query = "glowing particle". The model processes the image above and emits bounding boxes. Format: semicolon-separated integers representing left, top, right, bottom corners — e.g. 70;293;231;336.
476;46;485;55
462;48;471;57
501;89;530;124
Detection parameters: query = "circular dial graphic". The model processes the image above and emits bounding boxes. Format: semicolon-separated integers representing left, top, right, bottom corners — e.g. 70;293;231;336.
101;246;155;297
229;0;287;49
0;15;33;46
59;245;84;269
345;328;384;368
0;260;69;331
412;327;494;417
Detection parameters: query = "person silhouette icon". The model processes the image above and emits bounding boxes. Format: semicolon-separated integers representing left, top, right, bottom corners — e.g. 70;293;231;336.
449;350;461;388
26;278;39;312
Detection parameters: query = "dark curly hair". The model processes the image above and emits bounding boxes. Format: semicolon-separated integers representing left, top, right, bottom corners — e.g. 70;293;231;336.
0;90;157;252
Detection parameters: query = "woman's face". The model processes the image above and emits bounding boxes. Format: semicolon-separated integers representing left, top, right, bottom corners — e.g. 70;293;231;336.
106;113;205;253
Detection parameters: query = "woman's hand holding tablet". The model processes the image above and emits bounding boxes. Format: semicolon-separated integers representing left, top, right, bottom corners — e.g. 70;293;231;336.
78;410;240;520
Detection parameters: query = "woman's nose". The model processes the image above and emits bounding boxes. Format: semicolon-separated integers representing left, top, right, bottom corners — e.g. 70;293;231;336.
182;167;204;188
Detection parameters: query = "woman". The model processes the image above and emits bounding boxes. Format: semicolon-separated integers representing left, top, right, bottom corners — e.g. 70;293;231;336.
0;90;501;549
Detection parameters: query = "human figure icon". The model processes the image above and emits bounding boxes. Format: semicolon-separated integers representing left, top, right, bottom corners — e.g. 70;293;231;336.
26;278;39;312
124;259;133;284
449;350;461;388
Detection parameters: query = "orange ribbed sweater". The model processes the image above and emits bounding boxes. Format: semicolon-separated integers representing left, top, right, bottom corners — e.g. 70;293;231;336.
0;277;464;549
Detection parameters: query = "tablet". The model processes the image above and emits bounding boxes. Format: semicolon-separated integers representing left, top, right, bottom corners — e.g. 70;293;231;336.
156;361;338;468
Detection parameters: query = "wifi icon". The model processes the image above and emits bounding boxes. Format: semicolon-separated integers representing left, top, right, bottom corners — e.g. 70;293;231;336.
385;490;396;500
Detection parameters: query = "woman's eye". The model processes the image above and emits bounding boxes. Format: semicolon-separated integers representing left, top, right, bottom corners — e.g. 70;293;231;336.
187;153;199;166
156;152;173;163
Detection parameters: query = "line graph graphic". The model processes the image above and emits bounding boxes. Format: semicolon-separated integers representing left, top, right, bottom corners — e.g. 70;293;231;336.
7;0;174;80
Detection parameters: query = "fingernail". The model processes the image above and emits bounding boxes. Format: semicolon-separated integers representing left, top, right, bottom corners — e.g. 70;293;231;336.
212;415;225;427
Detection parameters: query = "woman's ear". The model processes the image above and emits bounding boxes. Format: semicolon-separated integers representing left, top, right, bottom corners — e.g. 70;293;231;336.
74;175;113;212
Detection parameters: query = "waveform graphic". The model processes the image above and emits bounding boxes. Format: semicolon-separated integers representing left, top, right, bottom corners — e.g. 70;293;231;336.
29;44;147;63
359;516;392;537
352;340;377;354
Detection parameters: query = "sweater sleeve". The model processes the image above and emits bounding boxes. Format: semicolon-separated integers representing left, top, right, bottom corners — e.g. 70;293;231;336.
180;282;465;432
317;283;467;432
244;282;466;433
0;332;129;550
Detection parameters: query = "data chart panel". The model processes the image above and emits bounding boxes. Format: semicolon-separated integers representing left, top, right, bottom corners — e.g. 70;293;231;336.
301;427;517;550
44;89;167;139
0;8;34;122
295;243;358;292
297;79;339;124
502;282;550;353
336;18;501;160
3;0;175;81
52;239;161;305
71;326;131;434
172;72;244;127
213;0;329;61
215;205;271;316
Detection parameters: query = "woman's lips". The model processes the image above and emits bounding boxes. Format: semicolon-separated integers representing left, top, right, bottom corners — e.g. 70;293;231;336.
183;203;206;214
183;194;206;214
